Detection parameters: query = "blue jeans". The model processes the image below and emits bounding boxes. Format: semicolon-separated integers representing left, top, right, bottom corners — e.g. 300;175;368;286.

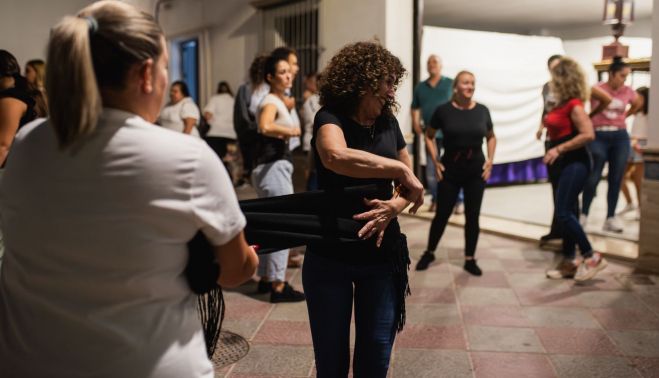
252;160;293;281
302;252;398;378
582;129;630;217
556;161;593;259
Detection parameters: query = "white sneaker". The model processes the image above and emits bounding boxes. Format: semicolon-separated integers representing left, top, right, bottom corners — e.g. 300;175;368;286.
603;217;623;233
579;214;588;228
574;253;608;282
617;203;636;215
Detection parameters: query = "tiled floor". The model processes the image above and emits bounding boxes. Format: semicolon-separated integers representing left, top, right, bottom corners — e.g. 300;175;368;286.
215;216;659;377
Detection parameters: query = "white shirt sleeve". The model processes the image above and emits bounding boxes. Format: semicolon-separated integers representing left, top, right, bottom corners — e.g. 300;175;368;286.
203;96;216;114
190;143;246;246
180;98;200;122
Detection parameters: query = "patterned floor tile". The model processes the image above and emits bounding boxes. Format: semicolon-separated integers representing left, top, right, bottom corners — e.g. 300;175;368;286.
591;308;659;330
522;307;600;328
471;351;556;378
535;327;620;355
466;326;544;353
607;330;659;357
231;345;314;376
404;304;461;326
454;270;510;288
395;324;466;349
252;320;312;346
550;355;639;378
461;305;531;328
629;357;659;378
457;287;520;306
391;349;472;378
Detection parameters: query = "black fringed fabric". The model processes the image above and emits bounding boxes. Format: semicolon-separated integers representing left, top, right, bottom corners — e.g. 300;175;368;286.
196;287;225;357
391;234;411;332
186;231;224;357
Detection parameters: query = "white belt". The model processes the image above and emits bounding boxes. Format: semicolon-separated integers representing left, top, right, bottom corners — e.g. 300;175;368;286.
596;126;622;132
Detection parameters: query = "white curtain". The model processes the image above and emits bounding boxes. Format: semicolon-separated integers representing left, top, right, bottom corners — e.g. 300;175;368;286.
421;27;565;164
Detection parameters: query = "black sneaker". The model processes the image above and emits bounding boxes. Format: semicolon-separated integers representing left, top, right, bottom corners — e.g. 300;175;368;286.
415;251;435;271
270;282;306;303
257;280;271;294
464;260;482;276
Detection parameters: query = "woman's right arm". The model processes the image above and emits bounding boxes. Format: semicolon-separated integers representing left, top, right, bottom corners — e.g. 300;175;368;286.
213;231;258;288
589;86;612;117
544;104;595;165
258;103;301;138
316;122;423;212
0;97;27;166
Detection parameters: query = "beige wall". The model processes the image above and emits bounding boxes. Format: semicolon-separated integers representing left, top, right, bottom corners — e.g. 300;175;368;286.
319;0;414;136
1;0;94;66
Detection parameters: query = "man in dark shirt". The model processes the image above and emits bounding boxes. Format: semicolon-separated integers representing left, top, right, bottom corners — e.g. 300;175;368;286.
411;55;455;213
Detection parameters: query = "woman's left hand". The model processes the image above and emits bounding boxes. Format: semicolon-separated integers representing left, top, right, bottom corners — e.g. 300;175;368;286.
353;198;402;247
543;147;560;165
481;159;493;181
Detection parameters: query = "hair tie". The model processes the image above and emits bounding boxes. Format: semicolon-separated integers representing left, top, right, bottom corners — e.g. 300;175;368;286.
83;16;98;34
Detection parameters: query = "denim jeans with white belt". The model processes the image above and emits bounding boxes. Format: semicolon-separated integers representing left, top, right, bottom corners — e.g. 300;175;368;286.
582;127;630;217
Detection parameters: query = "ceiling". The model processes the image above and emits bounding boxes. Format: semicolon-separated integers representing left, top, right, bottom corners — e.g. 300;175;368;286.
423;0;653;34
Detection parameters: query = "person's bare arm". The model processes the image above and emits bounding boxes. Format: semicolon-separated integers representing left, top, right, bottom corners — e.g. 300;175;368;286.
203;111;213;123
182;117;197;135
482;130;497;180
258;103;301;139
0;97;26;166
411;108;423;135
589;86;612;117
213;231;259;288
544;105;595;165
626;95;644;117
317;122;424;213
425;126;445;181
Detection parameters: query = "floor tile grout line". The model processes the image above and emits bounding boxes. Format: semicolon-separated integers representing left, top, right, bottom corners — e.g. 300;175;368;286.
447;253;477;378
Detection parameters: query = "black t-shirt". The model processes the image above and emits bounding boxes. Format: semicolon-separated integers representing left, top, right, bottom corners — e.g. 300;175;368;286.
430;102;493;152
310;107;406;264
0;87;36;128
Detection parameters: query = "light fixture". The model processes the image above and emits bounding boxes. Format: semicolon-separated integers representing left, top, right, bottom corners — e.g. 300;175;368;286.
601;0;635;59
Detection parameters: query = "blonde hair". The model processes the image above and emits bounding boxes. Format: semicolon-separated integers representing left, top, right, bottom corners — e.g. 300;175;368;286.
451;70;475;102
26;60;46;89
550;57;589;104
45;0;163;149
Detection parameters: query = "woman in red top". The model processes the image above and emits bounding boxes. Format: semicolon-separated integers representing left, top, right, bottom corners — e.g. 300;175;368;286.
543;57;607;281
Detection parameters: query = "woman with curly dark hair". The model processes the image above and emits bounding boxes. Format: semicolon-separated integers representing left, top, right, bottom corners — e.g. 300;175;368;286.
304;41;423;377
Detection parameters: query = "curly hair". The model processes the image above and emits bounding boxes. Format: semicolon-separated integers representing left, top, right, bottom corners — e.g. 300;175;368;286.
319;41;406;117
550;57;589;104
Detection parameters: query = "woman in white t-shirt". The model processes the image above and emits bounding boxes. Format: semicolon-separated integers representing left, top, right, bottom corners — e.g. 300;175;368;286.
159;80;201;138
251;53;305;303
0;2;258;377
203;81;236;176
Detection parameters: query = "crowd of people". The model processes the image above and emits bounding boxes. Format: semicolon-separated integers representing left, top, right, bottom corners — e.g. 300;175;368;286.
0;1;651;377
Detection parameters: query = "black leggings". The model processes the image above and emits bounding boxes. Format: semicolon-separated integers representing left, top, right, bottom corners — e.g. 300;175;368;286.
426;155;486;258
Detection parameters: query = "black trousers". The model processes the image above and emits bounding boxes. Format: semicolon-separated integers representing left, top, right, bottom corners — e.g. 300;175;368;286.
426;153;486;258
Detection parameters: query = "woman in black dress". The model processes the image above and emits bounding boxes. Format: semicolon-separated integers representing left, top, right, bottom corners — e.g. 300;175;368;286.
416;70;497;275
305;41;424;377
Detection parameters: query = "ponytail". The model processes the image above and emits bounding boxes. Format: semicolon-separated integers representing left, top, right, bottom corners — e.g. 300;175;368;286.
46;16;101;149
45;1;163;150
